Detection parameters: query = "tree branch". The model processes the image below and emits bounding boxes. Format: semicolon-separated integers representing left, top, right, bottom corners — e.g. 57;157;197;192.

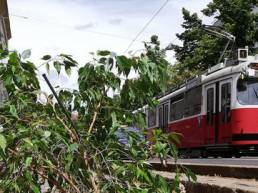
51;167;81;193
35;169;68;193
88;102;101;135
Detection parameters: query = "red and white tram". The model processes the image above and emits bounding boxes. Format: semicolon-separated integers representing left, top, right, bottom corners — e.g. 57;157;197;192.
146;48;258;157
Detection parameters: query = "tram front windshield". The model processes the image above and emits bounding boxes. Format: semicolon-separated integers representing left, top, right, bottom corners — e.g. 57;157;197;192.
237;77;258;105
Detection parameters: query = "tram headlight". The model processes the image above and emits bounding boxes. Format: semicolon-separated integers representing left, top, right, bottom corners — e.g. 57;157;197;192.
240;73;245;79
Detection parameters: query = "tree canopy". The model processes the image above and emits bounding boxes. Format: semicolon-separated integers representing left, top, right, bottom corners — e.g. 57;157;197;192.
170;0;258;74
0;37;195;192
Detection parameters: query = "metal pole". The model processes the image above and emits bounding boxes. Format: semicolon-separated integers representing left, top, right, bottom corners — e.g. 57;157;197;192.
218;39;231;64
42;73;76;129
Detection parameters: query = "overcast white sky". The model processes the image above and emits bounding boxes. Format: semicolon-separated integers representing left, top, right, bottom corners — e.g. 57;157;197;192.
8;0;211;92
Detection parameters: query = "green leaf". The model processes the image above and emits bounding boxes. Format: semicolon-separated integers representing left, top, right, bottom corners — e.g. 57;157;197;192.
21;61;36;73
116;56;133;76
23;138;33;147
186;168;197;182
8;52;19;66
45;159;54;167
69;143;79;152
130;147;138;157
99;57;106;64
54;61;62;74
0;65;5;75
60;54;77;65
0;134;7;151
9;105;18;118
65;65;71;76
167;132;181;144
21;49;31;59
46;63;50;73
64;60;76;67
0;50;8;59
111;112;118;127
31;184;40;193
4;75;13;86
97;50;111;56
43;131;51;138
25;157;32;168
41;55;51;60
25;171;33;181
136;167;150;183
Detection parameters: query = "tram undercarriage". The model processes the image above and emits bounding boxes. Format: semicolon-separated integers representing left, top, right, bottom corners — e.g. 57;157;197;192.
178;144;258;158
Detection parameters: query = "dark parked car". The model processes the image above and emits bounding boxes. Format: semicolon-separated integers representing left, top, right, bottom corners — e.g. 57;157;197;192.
115;127;145;145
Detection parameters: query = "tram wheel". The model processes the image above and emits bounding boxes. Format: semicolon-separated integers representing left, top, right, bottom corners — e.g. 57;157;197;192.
234;152;241;158
201;150;208;158
221;153;232;158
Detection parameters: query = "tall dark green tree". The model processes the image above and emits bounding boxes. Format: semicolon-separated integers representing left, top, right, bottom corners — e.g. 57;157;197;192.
203;0;258;48
171;0;258;72
170;8;203;64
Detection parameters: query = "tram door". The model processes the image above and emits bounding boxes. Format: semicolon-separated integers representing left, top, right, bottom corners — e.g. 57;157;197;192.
158;102;169;132
205;84;217;144
219;79;232;143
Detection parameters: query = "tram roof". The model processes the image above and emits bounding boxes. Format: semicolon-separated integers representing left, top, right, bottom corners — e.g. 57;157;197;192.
158;56;258;103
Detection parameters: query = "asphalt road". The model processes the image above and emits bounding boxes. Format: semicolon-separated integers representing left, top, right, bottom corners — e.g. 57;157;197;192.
150;157;258;167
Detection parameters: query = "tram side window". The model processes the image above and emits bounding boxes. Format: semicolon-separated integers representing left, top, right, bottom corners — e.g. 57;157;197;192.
221;83;231;123
206;88;214;125
170;94;184;121
184;86;202;117
147;109;156;127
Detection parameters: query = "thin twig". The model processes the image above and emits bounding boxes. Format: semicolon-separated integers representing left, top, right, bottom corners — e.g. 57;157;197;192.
90;173;100;193
38;156;81;193
35;169;68;193
51;167;81;193
56;115;78;142
94;147;113;183
49;102;79;142
88;102;101;135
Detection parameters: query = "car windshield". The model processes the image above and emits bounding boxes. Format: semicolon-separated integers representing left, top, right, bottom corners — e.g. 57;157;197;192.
237;77;258;105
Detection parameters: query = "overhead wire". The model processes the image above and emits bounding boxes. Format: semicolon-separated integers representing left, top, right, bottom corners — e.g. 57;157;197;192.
9;12;141;42
29;0;170;81
10;0;171;56
123;0;170;54
10;14;29;19
10;12;144;80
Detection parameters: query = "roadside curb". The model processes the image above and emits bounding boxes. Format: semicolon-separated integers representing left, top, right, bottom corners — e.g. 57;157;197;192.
154;171;258;193
182;181;256;193
150;162;258;179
